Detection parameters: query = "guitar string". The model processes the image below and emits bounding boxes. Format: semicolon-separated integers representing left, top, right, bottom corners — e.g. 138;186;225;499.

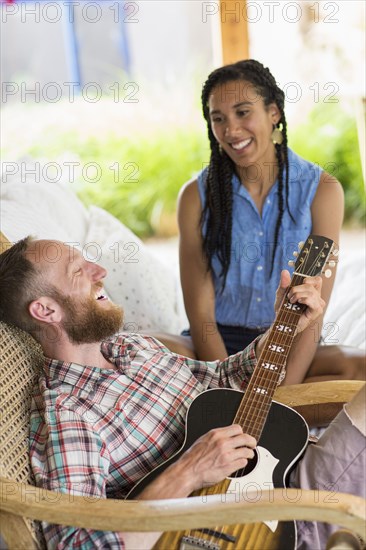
234;243;320;445
214;242;332;545
199;280;302;547
186;241;327;547
232;243;314;449
242;243;332;452
236;272;305;437
227;242;330;532
197;272;306;546
235;275;302;434
198;259;311;546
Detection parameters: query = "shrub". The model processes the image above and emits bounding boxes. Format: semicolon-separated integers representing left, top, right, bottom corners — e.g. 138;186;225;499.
288;103;365;225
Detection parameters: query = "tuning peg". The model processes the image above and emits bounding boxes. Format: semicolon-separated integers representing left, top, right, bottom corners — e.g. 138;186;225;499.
333;248;339;256
293;251;299;257
328;260;336;268
324;269;332;278
288;260;295;267
298;241;305;250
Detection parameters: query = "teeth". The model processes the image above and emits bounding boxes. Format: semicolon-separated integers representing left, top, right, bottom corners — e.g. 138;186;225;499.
95;288;105;300
231;138;251;150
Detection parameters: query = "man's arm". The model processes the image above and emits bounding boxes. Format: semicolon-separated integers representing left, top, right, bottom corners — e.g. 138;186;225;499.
31;409;255;550
30;408;130;549
181;272;325;392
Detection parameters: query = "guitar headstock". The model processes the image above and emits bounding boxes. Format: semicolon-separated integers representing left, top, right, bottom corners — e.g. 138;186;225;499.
289;234;335;278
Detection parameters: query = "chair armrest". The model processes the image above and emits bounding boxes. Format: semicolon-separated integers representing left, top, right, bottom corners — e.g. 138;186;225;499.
274;381;365;427
274;380;364;407
1;478;365;539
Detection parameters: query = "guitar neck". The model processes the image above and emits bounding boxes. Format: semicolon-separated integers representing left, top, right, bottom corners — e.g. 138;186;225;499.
234;274;307;441
232;233;335;440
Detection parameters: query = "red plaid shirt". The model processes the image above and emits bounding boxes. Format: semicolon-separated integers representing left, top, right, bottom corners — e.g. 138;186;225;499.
30;333;257;549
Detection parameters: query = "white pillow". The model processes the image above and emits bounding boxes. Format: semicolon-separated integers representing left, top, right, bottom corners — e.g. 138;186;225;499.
0;169;89;243
84;205;184;333
322;250;365;349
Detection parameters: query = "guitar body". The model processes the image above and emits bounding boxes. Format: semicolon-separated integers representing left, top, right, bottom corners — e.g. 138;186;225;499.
128;388;309;550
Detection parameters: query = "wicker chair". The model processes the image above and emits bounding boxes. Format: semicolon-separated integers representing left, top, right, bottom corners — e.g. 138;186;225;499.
0;233;365;549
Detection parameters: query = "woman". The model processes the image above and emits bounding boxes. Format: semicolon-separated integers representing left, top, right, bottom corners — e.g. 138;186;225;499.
177;59;364;384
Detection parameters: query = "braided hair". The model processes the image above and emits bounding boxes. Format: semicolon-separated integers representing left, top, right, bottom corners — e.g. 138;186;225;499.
201;59;291;290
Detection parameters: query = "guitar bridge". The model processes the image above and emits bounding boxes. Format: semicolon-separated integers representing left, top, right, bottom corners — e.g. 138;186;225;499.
179;535;221;550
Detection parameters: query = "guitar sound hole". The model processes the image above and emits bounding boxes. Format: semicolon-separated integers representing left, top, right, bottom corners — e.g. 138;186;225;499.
228;448;258;479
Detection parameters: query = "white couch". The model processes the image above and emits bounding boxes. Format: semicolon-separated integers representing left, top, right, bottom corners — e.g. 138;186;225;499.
1;173;365;349
0;174;187;334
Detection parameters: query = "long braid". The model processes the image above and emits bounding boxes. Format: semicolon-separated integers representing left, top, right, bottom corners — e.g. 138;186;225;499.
270;101;294;275
201;59;291;288
273;143;284;275
201;73;235;289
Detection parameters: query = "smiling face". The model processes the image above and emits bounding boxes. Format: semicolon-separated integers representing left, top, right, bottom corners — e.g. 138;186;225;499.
27;240;123;343
52;290;123;344
208;79;280;169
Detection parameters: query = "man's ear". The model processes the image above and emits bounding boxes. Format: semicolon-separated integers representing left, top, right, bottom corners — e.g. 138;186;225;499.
28;297;63;324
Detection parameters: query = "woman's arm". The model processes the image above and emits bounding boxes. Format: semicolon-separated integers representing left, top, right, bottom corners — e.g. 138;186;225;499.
282;171;344;384
178;179;228;360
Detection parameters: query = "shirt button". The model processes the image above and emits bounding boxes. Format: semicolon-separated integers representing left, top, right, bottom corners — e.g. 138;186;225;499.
267;199;271;204
257;266;263;271
259;231;263;236
256;297;262;302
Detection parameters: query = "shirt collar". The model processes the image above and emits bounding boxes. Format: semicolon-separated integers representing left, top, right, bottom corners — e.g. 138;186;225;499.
232;172;279;199
42;333;131;390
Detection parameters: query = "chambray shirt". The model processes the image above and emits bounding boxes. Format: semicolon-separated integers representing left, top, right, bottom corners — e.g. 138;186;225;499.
198;149;322;329
29;333;257;549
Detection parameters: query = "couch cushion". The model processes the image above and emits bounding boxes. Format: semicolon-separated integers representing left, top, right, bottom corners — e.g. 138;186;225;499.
84;205;185;333
0;170;89;243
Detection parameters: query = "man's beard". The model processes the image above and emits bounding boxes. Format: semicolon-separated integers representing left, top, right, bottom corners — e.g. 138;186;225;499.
54;291;123;344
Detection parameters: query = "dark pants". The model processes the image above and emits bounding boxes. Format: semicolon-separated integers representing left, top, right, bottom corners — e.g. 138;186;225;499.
181;324;268;356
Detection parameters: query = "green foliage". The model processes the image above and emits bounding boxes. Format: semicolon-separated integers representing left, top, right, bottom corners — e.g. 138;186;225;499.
288;103;365;225
28;125;209;237
80;129;210;236
7;99;364;237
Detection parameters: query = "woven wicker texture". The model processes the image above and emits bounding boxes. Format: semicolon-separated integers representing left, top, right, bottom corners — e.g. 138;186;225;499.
0;321;46;548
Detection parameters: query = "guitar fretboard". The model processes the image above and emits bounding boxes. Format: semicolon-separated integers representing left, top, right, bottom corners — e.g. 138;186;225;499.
234;275;306;440
232;235;334;440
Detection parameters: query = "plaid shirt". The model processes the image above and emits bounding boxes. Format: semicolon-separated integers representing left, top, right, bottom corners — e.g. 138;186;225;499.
30;333;257;549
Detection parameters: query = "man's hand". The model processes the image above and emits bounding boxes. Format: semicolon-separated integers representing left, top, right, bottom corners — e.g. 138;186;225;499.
175;425;256;493
137;426;256;501
275;270;325;335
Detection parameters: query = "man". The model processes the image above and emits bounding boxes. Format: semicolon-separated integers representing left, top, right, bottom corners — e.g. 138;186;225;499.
0;237;364;550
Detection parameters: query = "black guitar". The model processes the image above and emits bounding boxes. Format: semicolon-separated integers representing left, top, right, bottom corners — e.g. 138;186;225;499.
128;234;335;550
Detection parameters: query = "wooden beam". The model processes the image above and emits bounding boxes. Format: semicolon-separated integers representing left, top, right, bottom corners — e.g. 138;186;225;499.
1;478;365;539
0;232;12;254
219;0;249;65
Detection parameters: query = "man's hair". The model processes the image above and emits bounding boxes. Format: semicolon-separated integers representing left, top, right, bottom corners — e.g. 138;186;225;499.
0;236;43;335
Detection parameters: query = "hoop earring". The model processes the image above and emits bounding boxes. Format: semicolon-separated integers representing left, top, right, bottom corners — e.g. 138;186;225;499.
271;126;283;145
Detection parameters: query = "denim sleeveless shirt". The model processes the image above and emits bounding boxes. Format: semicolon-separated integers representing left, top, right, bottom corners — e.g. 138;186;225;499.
197;149;322;328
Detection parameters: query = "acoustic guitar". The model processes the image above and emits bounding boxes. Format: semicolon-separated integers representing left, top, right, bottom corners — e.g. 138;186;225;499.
128;234;335;550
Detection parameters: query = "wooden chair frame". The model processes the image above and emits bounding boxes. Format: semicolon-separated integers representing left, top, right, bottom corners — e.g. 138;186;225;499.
1;381;365;549
0;232;365;548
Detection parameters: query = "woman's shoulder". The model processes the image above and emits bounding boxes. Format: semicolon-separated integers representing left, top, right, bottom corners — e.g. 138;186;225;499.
288;148;343;192
178;177;201;218
178;170;207;210
287;148;322;174
315;170;344;201
179;177;199;200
